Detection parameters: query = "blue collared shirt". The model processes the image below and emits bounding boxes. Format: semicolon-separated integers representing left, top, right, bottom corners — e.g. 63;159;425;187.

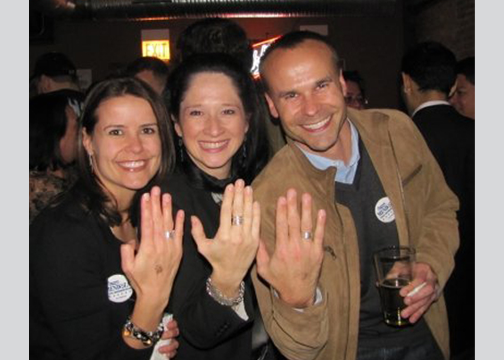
298;120;360;184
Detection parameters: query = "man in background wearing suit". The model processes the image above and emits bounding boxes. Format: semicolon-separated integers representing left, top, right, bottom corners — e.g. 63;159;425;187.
401;41;475;360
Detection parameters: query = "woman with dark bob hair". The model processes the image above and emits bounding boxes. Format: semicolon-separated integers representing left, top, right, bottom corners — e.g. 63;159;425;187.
30;77;184;360
29;89;84;223
149;53;279;359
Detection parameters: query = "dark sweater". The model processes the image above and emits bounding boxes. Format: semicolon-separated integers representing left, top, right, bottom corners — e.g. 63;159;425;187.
336;140;430;348
29;192;153;360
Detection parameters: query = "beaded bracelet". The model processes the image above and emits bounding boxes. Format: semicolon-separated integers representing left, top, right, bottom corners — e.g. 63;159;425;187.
206;277;245;307
122;316;164;347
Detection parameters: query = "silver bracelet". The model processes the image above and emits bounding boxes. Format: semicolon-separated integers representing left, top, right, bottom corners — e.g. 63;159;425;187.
122;316;164;347
206;277;245;307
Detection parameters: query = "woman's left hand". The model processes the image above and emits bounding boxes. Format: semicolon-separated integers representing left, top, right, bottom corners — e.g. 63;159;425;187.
121;186;185;310
191;179;260;297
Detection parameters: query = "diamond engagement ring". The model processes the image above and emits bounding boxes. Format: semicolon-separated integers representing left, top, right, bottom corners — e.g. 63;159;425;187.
165;230;175;240
231;215;244;226
302;231;313;240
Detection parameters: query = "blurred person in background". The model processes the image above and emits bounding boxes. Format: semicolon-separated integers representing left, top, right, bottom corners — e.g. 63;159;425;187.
29;89;85;223
176;17;253;71
30;52;81;97
401;41;474;360
125;56;170;95
343;70;368;110
449;56;475;120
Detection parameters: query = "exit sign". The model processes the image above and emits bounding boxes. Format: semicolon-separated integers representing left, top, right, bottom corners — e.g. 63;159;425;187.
142;40;170;61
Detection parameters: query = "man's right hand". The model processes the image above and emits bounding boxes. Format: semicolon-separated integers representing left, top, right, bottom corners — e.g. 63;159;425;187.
256;189;326;308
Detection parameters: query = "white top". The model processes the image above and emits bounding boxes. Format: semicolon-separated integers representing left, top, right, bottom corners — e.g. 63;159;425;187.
411;100;451;118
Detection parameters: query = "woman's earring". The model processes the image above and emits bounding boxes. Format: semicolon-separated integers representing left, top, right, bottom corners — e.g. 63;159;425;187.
178;138;184;162
88;154;94;172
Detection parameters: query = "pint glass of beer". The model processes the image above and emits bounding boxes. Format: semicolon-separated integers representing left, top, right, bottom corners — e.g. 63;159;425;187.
373;246;415;327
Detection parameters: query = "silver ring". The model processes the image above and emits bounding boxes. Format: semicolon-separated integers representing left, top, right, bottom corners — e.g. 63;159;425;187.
231;215;244;226
302;231;313;240
165;230;175;240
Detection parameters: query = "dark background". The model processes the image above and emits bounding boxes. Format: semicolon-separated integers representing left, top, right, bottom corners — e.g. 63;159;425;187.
29;0;474;112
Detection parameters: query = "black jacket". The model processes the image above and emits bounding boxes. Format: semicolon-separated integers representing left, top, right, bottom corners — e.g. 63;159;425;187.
29;193;153;360
159;170;256;360
413;104;475;356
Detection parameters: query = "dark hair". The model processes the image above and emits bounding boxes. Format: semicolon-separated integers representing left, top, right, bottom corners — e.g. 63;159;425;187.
259;31;341;91
176;18;253;71
125;56;170;79
343;70;366;99
401;41;457;95
29;89;85;171
456;56;475;85
73;77;175;226
167;53;270;192
31;51;77;80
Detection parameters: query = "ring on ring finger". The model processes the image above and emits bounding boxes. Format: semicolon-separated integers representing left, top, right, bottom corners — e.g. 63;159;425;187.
231;215;244;226
165;230;175;240
301;231;313;240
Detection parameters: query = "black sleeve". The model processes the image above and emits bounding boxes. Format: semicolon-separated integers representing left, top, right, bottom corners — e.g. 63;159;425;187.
30;210;153;360
170;231;255;349
163;179;255;350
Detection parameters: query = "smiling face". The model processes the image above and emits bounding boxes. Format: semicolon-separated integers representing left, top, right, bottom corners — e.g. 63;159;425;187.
174;72;249;179
83;94;162;202
262;39;348;160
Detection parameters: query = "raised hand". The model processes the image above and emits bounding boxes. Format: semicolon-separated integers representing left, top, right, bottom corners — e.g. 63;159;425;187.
191;179;260;297
256;189;326;308
121;186;185;315
399;262;440;323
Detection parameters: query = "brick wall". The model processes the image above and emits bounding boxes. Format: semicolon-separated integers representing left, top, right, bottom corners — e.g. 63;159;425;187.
407;0;474;60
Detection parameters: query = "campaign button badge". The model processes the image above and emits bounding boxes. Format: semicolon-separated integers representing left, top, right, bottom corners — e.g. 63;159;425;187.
375;197;395;223
107;274;133;303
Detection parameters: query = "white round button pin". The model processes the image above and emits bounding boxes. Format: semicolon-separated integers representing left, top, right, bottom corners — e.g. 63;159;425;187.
107;274;133;303
375;197;395;223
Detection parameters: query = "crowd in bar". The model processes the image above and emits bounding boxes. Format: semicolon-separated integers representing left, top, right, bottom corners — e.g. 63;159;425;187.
29;2;475;360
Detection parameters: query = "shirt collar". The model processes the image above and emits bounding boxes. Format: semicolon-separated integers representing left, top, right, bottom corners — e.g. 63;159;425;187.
412;100;451;118
297;119;360;184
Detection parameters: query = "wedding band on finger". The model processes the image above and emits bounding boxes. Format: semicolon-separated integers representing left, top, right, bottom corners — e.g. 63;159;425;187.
302;231;313;240
165;230;175;240
231;215;244;226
